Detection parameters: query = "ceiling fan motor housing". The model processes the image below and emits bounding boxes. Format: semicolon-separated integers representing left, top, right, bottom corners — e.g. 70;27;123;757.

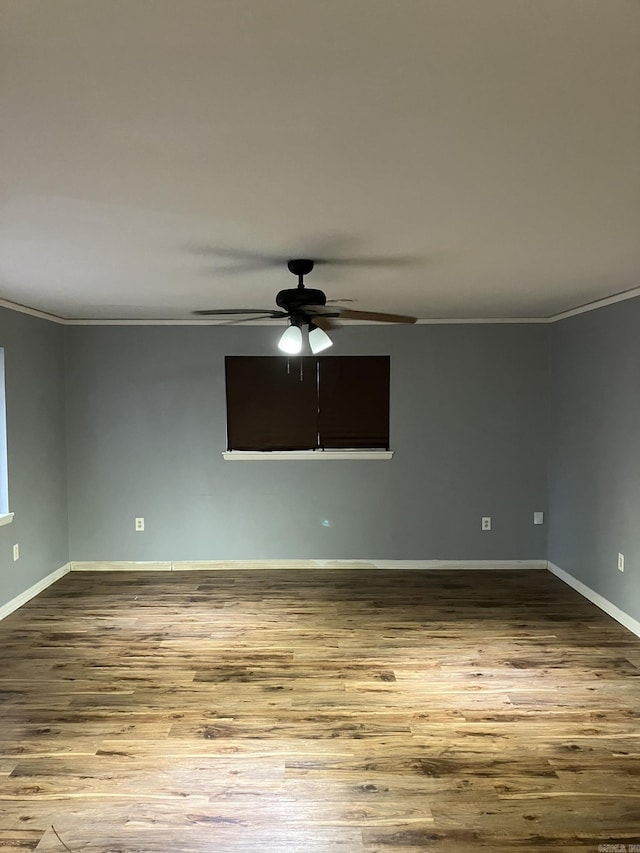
275;288;327;313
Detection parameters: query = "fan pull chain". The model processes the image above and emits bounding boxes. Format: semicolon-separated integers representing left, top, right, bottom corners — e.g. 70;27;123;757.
285;357;304;382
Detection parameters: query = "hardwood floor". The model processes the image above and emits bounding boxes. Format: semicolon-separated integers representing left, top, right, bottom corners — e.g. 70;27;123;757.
1;568;640;852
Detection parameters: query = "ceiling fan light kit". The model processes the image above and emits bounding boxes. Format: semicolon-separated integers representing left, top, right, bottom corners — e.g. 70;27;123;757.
308;324;333;354
277;324;304;354
278;321;333;355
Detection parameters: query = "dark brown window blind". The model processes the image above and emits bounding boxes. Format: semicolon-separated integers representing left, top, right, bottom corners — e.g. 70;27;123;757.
318;356;390;449
225;356;390;452
225;357;318;450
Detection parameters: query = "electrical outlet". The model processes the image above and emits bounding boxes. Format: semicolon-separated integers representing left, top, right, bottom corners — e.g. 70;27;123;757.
481;516;491;531
135;517;145;532
12;543;19;561
618;553;625;573
533;511;544;525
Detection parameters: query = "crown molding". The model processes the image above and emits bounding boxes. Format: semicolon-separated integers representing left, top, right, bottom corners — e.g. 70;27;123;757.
0;298;65;324
64;316;549;326
1;286;639;326
63;317;283;325
546;284;640;322
415;317;548;324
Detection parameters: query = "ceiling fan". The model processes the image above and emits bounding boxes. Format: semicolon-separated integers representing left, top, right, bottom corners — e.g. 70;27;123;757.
193;258;417;353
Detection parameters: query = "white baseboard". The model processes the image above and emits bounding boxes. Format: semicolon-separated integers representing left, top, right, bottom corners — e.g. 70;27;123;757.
547;561;640;639
70;561;172;571
0;562;71;622
0;559;548;621
71;559;547;572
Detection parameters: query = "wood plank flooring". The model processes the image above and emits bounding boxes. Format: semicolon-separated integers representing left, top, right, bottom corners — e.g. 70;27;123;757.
1;568;640;852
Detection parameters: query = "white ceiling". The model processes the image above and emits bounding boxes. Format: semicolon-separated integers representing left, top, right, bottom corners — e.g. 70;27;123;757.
1;0;639;321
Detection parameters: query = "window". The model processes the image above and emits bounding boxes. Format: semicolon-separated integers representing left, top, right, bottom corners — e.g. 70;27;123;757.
0;348;12;524
224;356;390;454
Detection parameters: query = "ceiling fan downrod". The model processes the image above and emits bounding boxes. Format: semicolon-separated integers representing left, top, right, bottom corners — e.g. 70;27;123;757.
287;258;314;289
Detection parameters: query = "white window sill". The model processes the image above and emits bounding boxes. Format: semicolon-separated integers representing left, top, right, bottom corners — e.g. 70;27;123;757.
222;450;393;461
0;512;14;527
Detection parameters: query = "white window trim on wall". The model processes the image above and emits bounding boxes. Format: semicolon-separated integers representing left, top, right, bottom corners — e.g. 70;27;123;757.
222;450;393;460
0;348;9;520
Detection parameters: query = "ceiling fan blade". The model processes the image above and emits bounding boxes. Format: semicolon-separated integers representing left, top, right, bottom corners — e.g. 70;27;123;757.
205;262;281;276
313;255;424;269
333;307;418;324
192;309;287;317
189;243;427;272
304;305;340;317
188;245;287;265
311;315;338;332
304;305;416;324
204;314;284;326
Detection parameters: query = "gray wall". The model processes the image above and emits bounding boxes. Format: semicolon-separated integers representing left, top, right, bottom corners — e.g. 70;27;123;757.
64;323;548;561
0;308;68;609
548;296;640;621
5;298;639;616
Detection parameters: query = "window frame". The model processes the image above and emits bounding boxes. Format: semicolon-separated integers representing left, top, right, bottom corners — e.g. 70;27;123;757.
221;355;393;461
0;348;13;524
